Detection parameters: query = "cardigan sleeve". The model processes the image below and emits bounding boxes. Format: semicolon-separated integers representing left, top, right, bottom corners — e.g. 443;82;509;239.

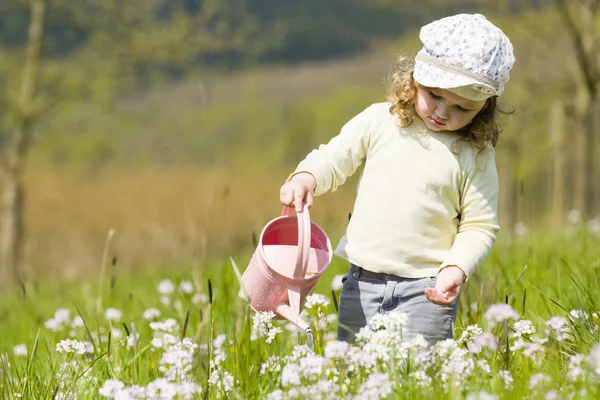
439;149;500;279
286;104;375;196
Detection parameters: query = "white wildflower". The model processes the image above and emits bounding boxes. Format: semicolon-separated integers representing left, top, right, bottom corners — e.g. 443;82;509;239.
588;218;600;234
159;338;198;382
208;370;234;396
484;303;519;327
56;339;94;355
104;308;122;322
570;310;589;320
55;309;71;324
514;222;528;236
98;379;124;397
267;390;284;400
174;300;182;311
179;280;194;294
150;318;178;333
127;333;139;348
459;324;483;344
299;354;326;378
158;279;175;295
587;343;600;375
260;356;281;375
160;296;171;306
71;316;84;328
477;359;491;375
430;339;474;388
529;373;550;390
466;392;497;400
513;319;536;337
497;370;513;389
331;274;345;291
545;316;569;341
467;332;497;354
545;390;559;400
324;341;350;359
213;334;227;349
110;329;122;340
410;370;432;388
567;209;582;224
13;344;27;357
304;294;330;317
523;341;545;360
146;378;202;398
44;318;62;332
143;308;161;320
353;373;392;400
266;327;283;344
281;363;302;386
253;311;282;343
567;354;585;381
192;293;209;305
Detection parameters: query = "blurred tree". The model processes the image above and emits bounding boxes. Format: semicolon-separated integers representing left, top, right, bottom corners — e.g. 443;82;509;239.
0;0;45;286
0;0;283;286
555;0;599;218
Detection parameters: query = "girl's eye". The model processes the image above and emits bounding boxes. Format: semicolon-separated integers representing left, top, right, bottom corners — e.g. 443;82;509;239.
429;91;442;99
455;105;467;112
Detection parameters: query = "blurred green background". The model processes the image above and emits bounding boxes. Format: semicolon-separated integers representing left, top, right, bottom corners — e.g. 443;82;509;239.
0;0;598;284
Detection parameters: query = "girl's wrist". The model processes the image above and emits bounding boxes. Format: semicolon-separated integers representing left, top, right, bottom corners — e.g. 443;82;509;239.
439;265;467;281
289;171;317;189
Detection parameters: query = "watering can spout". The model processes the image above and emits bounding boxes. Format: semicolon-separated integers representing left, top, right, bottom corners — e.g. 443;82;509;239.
276;302;310;332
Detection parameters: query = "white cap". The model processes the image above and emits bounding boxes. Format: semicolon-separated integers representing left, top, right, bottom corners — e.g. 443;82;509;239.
413;13;516;100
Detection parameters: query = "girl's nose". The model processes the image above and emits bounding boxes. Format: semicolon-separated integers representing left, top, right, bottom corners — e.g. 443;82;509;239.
435;106;449;120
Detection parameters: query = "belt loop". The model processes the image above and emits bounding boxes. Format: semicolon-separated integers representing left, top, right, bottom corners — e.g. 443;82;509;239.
351;264;360;279
381;280;397;312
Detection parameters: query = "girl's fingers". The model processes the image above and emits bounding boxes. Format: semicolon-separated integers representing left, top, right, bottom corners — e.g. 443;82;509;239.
280;187;294;206
294;192;304;212
306;191;314;208
425;287;457;305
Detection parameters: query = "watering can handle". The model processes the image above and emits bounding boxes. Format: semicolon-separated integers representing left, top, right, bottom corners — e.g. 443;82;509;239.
281;204;311;279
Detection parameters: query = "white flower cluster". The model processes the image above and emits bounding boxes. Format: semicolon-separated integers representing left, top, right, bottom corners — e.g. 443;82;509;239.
159;338;198;382
99;378;202;399
45;308;73;332
484;303;519;327
545;316;570;341
252;311;282;344
56;339;94;355
97;315;201;398
149;318;180;350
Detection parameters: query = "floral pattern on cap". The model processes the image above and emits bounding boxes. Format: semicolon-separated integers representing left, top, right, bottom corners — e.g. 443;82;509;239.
413;13;515;98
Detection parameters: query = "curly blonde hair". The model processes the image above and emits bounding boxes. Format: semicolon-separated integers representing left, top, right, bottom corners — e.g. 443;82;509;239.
387;54;513;153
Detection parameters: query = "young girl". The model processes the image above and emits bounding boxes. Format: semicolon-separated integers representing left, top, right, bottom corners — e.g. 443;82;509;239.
279;13;515;343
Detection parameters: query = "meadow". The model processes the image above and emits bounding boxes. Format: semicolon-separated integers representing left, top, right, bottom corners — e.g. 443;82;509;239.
1;220;599;399
1;5;599;399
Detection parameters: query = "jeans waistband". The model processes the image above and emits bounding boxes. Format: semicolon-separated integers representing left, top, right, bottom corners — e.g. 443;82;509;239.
350;264;401;281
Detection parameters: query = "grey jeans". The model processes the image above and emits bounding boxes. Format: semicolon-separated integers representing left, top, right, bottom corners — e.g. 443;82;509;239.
337;264;459;344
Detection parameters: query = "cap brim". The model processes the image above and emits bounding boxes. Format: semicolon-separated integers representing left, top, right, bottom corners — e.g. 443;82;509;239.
413;60;500;99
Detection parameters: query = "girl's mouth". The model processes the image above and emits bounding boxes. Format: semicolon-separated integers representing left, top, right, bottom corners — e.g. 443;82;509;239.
429;116;445;126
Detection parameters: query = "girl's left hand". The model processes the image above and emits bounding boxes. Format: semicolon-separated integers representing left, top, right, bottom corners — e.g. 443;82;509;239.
424;266;466;305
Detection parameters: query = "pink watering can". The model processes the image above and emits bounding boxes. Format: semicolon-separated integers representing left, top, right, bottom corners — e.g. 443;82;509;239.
242;204;332;336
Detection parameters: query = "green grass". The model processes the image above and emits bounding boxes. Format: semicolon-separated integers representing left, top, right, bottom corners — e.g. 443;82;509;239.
1;224;600;399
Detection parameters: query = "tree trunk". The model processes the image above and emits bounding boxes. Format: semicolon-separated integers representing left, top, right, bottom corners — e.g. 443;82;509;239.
572;121;587;215
550;100;565;226
583;97;597;218
0;0;45;286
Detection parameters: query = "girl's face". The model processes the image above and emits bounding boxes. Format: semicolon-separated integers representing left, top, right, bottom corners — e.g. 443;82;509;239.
414;84;487;132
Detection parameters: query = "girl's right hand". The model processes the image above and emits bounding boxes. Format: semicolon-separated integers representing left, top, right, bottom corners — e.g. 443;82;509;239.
280;173;316;212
